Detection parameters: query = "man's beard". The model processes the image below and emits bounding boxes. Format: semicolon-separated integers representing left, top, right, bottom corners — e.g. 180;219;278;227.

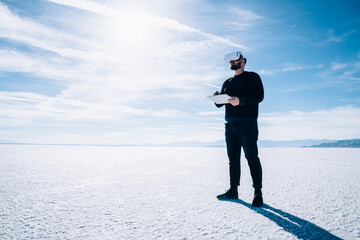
230;62;241;70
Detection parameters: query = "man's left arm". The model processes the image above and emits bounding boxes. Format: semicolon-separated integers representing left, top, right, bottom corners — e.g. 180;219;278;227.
238;73;264;105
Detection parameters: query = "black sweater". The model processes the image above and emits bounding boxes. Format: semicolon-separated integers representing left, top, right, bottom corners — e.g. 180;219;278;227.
216;71;264;122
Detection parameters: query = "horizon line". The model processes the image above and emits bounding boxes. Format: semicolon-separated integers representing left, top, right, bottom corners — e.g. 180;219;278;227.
1;138;359;148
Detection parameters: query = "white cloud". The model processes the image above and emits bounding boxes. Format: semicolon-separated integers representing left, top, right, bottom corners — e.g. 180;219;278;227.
0;0;241;94
331;62;348;71
197;111;223;116
0;0;243;132
0;90;187;128
317;59;360;89
325;29;355;43
258;69;276;76
231;8;263;21
225;7;263;30
259;106;360;140
282;65;303;72
282;62;324;72
0;3;97;59
46;0;245;49
283;85;310;92
314;29;356;46
259;62;324;76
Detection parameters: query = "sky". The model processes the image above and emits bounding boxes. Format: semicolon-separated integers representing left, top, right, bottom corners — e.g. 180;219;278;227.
0;0;359;145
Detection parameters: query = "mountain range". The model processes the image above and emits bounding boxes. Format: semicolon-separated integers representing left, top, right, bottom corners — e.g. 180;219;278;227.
307;139;360;148
165;139;360;148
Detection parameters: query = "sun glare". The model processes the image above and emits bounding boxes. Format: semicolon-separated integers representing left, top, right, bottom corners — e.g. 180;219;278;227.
105;10;160;48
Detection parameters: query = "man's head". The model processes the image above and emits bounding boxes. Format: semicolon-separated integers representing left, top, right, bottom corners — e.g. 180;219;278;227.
224;51;247;71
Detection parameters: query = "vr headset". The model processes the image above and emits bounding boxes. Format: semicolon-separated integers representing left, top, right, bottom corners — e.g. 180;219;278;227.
224;51;245;63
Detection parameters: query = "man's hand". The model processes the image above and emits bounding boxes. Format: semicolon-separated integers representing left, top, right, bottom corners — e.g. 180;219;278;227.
213;91;220;95
228;97;240;106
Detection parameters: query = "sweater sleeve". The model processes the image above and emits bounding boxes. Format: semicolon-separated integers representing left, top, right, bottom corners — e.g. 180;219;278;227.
239;73;264;105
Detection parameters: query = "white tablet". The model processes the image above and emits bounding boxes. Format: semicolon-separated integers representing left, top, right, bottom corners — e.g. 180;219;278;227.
207;94;231;104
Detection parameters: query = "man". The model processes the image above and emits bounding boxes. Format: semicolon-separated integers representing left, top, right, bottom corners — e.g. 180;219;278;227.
213;51;264;207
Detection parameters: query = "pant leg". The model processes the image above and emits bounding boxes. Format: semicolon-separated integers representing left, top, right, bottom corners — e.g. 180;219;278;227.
240;124;262;189
225;124;242;187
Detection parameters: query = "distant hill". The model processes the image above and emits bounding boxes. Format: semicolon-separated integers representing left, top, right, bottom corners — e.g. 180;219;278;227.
309;139;360;148
165;139;360;148
163;139;338;148
258;139;336;147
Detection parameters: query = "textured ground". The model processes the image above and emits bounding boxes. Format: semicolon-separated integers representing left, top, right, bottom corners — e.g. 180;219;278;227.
1;145;359;239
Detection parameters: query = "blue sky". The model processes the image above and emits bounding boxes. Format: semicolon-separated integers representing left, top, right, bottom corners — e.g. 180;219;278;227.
0;0;359;144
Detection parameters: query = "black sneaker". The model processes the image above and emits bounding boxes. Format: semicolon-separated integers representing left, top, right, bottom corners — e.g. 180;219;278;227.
251;194;263;207
217;189;238;200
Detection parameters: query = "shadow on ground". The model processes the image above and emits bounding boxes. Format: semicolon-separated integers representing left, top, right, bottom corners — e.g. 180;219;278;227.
220;199;342;240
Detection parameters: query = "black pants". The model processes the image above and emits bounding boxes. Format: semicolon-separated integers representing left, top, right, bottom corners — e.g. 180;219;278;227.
225;122;262;189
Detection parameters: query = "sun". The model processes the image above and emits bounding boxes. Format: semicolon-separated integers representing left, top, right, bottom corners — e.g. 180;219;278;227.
104;9;160;48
